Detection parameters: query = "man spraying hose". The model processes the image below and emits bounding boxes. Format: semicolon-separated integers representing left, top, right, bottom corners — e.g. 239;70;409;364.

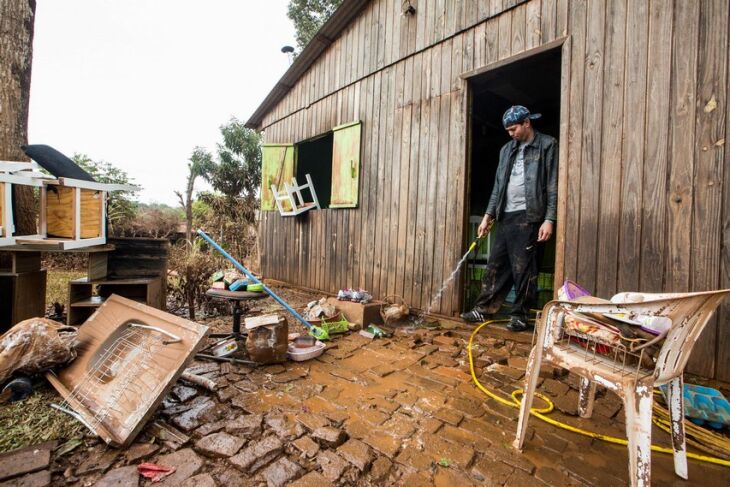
460;105;558;332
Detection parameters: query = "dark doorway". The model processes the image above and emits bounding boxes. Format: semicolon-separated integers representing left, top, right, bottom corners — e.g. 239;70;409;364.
464;47;562;312
296;132;333;208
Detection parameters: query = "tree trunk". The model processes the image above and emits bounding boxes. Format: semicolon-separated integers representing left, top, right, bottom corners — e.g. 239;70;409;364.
0;0;37;235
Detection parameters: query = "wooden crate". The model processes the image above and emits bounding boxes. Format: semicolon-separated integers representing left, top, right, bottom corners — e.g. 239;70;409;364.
46;186;103;239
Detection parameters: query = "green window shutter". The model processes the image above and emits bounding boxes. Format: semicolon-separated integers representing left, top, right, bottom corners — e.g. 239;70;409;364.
330;121;361;208
261;144;295;211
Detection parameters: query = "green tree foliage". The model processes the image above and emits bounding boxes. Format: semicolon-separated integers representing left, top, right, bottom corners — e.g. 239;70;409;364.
176;147;214;242
287;0;343;52
72;154;138;235
203;118;262;201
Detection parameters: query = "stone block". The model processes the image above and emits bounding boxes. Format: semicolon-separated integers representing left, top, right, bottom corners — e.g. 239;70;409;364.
292;436;319;458
337;439;373;471
316;451;349;483
155;449;204;487
225;414;263;437
262;457;304;487
229;436;283;473
194;432;245;457
95;466;139;487
0;441;54;481
312;427;348;447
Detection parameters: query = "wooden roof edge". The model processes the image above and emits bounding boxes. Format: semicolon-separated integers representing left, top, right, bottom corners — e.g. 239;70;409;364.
245;0;371;130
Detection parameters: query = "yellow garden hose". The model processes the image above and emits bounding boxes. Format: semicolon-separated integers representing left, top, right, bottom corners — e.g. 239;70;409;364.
467;320;730;467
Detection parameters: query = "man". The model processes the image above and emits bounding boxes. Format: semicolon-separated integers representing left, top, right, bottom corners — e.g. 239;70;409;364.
460;105;558;332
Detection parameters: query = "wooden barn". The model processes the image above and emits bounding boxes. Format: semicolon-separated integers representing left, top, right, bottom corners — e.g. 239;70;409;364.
247;0;730;379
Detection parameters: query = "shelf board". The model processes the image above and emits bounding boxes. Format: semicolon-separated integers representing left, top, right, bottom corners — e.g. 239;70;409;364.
70;276;159;285
70;296;106;307
70;296;146;308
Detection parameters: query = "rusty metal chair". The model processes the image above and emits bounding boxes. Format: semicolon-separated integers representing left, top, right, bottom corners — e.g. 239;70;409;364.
513;289;730;487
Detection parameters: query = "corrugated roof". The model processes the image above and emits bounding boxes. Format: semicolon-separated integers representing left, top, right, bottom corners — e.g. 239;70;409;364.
245;0;370;130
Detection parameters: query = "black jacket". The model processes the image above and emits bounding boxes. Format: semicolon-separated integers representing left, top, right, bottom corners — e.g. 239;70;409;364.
485;130;558;223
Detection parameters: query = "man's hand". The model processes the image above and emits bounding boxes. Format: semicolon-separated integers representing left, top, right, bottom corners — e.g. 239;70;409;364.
537;221;553;242
478;214;494;238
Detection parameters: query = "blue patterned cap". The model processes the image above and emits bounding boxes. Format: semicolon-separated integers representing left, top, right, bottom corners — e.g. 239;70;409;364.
502;105;541;128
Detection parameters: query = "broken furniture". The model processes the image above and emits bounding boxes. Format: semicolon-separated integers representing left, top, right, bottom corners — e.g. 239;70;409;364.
0;251;47;333
270;173;320;216
244;314;288;364
0;154;137;250
47;294;208;446
205;288;268;338
513;289;730;487
325;297;382;326
67;237;169;325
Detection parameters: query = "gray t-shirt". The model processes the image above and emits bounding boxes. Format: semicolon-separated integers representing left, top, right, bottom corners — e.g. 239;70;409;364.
504;141;528;212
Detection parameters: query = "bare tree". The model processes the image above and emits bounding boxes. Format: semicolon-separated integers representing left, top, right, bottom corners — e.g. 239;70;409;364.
0;0;37;234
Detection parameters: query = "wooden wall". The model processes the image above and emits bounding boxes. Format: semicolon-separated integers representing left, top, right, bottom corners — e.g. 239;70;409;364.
258;0;730;379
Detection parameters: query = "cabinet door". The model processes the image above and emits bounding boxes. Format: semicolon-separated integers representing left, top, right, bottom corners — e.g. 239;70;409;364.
330;121;361;208
261;144;295;211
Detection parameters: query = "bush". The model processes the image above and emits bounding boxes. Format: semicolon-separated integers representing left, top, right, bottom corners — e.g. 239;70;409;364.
167;240;220;320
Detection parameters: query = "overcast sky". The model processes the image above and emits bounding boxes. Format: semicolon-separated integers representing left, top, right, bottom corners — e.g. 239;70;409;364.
28;0;296;206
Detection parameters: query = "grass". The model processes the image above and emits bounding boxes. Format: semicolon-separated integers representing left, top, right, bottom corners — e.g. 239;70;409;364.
46;270;85;308
0;385;83;453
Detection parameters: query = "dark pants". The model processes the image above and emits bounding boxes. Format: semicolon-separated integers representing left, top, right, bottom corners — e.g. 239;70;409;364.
473;211;541;321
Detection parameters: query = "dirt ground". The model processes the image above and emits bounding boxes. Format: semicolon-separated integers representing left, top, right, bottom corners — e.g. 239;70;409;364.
2;285;729;486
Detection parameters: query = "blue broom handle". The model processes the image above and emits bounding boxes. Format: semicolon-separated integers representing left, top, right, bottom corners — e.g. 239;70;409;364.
197;229;312;329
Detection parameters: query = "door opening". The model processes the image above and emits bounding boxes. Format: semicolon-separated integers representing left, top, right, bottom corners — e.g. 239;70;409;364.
464;47;562;314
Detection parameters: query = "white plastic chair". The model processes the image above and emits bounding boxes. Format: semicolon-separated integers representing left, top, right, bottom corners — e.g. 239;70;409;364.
513;289;730;487
271;173;320;216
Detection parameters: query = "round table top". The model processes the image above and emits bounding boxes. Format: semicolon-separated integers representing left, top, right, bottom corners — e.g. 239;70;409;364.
206;288;268;300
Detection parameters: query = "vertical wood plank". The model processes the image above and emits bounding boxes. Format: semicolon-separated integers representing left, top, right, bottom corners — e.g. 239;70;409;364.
575;0;604;294
386;61;406;297
395;55;414;299
412;50;432;308
617;0;648;292
688;0;727;378
717;13;730;381
497;8;512;60
404;52;423;306
525;0;541;50
510;3;526;55
563;0;587;282
595;0;626;298
540;0;556;44
639;0;673;292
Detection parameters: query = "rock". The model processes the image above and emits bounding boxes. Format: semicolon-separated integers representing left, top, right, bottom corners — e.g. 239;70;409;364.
0;470;51;487
362;432;401;459
155;448;204;487
0;441;54;481
433;407;464;426
337;439;372;471
261;457;304;487
76;449;119;475
229;436;283;473
225;414;263;437
196;420;228;437
296;413;328;432
172;385;198;403
290;471;333;487
316;451;349;483
266;414;305;440
94;466;139;487
292;436;320;458
369;457;392;481
194;432;245;457
180;473;217;487
124;443;159;463
171;398;217;431
311;427;348;447
147;422;190;450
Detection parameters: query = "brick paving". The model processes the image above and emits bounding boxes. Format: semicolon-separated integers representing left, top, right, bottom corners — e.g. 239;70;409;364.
31;296;730;486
